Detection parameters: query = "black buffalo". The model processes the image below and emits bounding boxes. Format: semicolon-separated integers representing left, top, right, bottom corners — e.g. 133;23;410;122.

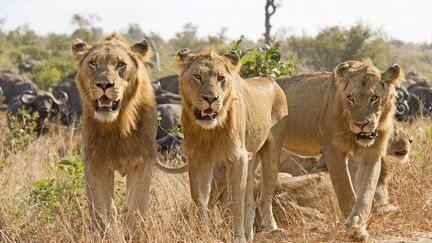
156;75;180;94
407;82;432;117
156;103;182;152
53;74;82;125
8;90;68;135
0;71;39;105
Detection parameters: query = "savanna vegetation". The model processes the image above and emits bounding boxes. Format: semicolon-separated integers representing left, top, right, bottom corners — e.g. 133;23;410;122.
0;14;431;242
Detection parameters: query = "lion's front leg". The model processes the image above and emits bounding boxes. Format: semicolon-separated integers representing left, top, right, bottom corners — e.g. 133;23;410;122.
209;160;227;209
244;154;257;241
226;151;248;243
322;146;356;217
188;158;214;219
84;161;115;230
345;155;381;241
125;159;153;225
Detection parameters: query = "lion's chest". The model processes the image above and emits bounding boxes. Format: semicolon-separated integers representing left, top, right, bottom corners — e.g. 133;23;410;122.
83;130;153;172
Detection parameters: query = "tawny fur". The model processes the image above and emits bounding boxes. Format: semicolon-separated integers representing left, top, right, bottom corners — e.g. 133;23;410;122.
71;33;158;228
176;49;288;242
276;59;403;241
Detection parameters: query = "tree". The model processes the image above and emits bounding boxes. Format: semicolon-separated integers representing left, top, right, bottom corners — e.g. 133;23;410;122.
71;14;102;43
124;23;145;43
285;23;389;71
264;0;280;45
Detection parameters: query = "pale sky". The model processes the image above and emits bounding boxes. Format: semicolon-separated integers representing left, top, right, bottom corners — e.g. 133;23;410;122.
0;0;431;43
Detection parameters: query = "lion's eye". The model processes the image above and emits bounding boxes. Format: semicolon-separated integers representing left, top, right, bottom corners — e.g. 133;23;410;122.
371;95;379;103
193;74;202;81
347;95;354;103
117;61;126;69
217;76;225;82
88;61;97;68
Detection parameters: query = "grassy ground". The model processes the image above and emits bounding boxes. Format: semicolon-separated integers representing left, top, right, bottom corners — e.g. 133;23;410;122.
0;111;430;242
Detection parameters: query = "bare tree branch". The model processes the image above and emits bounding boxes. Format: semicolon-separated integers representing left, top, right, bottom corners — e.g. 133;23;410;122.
264;0;280;45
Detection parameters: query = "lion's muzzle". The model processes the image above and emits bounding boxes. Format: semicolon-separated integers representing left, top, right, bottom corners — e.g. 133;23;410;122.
355;131;378;141
194;108;218;121
94;95;121;112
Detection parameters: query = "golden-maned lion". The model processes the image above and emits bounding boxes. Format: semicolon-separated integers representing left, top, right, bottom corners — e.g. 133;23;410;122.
71;33;158;227
175;49;288;242
276;59;403;241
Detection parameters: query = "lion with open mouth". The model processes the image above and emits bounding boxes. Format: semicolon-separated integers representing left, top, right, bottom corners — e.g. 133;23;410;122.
71;33;158;229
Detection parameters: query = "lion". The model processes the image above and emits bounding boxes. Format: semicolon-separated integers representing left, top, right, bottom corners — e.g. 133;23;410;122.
174;48;288;242
71;33;158;228
276;59;403;241
349;124;412;213
209;125;412;213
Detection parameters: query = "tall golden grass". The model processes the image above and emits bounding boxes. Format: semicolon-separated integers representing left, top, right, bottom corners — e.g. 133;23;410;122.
0;111;430;242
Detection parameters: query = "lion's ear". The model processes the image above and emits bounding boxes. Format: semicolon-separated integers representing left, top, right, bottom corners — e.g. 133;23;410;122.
382;64;403;86
176;48;194;70
131;39;152;61
334;61;353;80
71;39;89;59
223;50;241;72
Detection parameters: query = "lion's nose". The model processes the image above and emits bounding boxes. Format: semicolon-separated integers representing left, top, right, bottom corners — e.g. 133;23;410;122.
202;95;219;104
409;138;413;144
354;121;369;129
96;83;114;91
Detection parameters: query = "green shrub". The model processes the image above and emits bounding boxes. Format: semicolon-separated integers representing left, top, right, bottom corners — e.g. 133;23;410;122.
228;36;298;78
31;156;85;220
7;109;39;150
30;59;76;89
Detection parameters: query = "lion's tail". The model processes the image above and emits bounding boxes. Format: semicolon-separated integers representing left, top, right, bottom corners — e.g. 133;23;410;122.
154;159;188;174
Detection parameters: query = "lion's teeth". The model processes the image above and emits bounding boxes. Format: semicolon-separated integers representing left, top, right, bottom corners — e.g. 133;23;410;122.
97;100;102;106
201;111;206;116
109;100;113;107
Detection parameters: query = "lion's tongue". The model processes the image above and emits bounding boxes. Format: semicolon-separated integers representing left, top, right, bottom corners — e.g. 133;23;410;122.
201;108;215;116
98;96;112;106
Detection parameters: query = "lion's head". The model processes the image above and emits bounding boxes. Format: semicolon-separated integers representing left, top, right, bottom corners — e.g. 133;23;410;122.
176;49;240;129
334;59;403;147
387;126;412;162
72;33;152;123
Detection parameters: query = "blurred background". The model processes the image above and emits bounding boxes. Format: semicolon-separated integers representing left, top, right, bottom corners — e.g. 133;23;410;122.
0;0;431;87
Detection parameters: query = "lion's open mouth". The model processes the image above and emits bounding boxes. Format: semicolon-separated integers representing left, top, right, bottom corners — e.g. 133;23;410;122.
194;108;218;121
394;149;409;156
355;131;378;140
94;95;120;112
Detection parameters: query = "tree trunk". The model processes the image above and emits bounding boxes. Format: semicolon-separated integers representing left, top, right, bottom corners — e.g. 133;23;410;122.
264;0;277;45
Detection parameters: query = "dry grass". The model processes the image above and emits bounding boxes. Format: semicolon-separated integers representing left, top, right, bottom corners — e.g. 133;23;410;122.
0;111;430;242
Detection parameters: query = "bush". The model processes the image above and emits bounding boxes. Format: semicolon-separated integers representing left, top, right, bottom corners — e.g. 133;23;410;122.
228;36;298;78
31;156;85;220
285;23;389;71
7;109;39;150
30;59;76;89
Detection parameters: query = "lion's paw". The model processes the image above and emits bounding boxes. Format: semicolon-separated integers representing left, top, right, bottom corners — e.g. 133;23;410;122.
262;228;290;239
376;203;399;214
345;223;369;242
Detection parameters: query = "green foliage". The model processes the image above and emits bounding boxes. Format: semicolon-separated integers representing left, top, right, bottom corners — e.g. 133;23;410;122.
7;109;39;150
32;178;59;213
169;122;183;134
285;23;389;71
31;156;85;220
30;59;76;89
229;36;298;78
57;157;84;187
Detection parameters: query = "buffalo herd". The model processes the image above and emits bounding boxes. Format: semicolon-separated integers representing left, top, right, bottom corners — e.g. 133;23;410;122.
0;70;430;149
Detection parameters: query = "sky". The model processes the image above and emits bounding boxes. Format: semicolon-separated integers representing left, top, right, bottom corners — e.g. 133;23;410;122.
0;0;431;43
